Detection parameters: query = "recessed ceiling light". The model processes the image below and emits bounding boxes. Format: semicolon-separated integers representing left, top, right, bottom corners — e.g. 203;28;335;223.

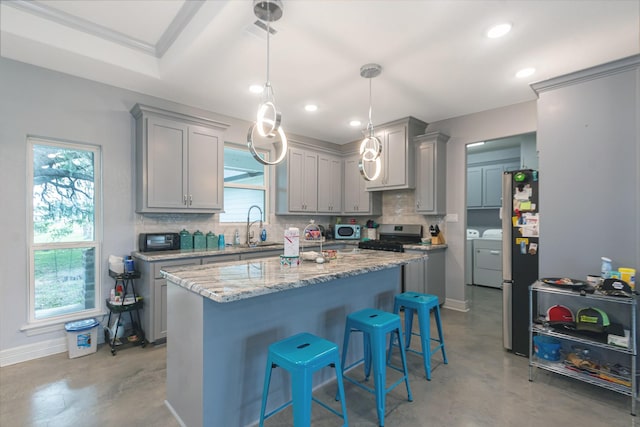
515;67;536;78
249;84;263;94
349;120;361;127
304;104;318;112
487;23;512;39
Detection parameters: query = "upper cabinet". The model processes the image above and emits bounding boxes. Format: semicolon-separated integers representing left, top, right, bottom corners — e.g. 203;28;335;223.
467;161;520;208
342;154;381;215
131;104;229;214
317;153;342;213
278;145;354;215
363;117;427;191
279;147;318;213
414;131;448;215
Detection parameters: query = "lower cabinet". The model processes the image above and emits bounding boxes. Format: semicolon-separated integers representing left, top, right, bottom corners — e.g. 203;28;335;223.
134;254;241;344
404;248;446;304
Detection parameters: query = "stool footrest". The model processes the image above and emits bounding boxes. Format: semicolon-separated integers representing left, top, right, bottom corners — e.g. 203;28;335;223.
263;400;293;422
342;373;375;394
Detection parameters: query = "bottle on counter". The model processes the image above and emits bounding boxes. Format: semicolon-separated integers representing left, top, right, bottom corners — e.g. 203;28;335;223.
234;229;240;246
261;228;267;242
218;233;225;249
601;257;612;279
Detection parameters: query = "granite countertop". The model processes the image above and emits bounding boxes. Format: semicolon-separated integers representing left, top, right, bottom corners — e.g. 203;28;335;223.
132;240;441;262
131;241;356;262
403;243;447;251
160;249;426;303
132;244;283;261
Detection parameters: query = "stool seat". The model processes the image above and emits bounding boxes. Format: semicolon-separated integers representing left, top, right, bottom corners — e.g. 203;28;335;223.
391;291;448;380
259;332;347;427
340;308;412;427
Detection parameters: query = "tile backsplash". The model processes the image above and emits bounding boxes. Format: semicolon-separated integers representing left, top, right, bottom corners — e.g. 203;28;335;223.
134;189;445;249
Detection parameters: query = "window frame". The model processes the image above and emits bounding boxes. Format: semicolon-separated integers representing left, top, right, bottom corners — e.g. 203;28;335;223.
26;136;103;327
220;142;269;224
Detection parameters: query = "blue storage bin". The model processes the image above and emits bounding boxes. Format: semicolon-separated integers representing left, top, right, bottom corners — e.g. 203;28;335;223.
533;335;562;361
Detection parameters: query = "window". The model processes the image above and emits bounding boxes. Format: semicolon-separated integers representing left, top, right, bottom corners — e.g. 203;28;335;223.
220;144;268;222
28;137;102;323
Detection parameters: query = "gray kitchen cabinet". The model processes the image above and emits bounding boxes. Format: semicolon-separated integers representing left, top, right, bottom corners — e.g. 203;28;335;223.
133;252;266;344
466;166;483;208
467;161;520;208
131;104;228;213
414;132;448;215
133;257;200;344
404;248;446;304
482;164;504;207
276;146;318;213
342;154;381;215
364;117;427;191
317;153;342;213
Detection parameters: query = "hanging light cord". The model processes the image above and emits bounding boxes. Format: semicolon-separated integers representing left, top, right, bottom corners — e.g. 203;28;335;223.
366;78;374;137
265;18;271;89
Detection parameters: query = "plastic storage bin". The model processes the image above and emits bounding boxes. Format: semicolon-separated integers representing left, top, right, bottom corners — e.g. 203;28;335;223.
65;318;100;359
533;335;562;361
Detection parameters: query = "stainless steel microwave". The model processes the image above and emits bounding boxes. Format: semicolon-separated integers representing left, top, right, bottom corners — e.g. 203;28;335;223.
139;233;180;252
334;224;361;240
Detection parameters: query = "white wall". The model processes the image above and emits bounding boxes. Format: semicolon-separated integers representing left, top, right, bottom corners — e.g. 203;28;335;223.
427;102;537;311
0;58;338;364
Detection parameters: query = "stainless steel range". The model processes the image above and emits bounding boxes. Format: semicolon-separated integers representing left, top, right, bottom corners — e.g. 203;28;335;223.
358;224;422;252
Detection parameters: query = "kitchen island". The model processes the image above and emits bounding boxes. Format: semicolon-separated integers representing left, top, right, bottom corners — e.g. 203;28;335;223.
160;249;426;427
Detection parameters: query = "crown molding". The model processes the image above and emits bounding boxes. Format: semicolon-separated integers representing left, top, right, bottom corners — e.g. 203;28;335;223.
5;0;203;58
531;54;640;95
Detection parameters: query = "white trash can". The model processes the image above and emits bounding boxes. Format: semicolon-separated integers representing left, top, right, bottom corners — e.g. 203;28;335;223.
65;318;100;359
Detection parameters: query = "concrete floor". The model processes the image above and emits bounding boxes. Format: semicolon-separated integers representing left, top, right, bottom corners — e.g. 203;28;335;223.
0;285;636;426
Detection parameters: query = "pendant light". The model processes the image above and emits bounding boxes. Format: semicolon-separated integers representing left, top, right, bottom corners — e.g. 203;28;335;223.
358;63;382;181
247;0;288;165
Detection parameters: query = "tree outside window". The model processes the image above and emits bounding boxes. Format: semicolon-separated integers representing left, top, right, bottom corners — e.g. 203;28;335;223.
28;138;101;322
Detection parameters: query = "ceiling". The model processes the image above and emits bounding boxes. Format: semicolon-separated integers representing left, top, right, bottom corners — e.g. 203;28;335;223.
1;0;638;144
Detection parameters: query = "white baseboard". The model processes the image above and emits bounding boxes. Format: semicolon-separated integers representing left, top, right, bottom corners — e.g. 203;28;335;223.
0;337;67;367
443;297;470;312
165;400;187;427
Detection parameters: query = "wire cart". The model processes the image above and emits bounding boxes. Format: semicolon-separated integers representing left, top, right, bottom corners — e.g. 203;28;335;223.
106;270;146;355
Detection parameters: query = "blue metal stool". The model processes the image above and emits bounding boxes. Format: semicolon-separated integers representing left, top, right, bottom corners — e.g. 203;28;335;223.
390;292;448;380
259;332;348;427
339;308;412;427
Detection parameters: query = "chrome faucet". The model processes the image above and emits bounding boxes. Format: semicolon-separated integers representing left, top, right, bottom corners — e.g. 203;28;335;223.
246;205;263;246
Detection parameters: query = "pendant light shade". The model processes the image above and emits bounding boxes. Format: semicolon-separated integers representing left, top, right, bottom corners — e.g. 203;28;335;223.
247;0;288;166
358;63;383;181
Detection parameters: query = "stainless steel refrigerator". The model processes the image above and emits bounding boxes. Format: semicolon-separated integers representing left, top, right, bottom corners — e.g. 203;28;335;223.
502;169;539;356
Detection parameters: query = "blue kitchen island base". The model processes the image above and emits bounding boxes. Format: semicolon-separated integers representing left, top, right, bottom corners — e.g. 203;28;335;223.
165;266;403;427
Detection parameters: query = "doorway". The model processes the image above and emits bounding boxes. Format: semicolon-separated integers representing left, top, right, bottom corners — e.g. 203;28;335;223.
465;132;537;288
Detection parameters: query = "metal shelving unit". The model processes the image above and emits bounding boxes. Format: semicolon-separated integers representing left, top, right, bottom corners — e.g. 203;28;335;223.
529;280;637;415
106;270;146;355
